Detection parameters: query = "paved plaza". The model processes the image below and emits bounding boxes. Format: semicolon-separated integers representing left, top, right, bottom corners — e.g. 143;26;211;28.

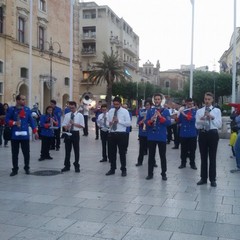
0;117;240;240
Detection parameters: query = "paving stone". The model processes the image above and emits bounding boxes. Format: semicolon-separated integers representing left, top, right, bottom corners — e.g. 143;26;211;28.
217;212;240;225
0;223;26;240
160;217;204;234
178;209;217;222
171;232;217;240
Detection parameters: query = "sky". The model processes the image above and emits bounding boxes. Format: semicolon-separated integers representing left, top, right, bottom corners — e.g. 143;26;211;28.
84;0;239;71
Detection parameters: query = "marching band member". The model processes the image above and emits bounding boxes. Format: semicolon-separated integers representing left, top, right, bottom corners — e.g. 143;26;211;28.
145;93;171;180
97;103;109;162
178;98;198;170
105;97;131;177
61;101;85;173
38;106;58;161
136;99;152;166
195;92;222;187
6;94;38;176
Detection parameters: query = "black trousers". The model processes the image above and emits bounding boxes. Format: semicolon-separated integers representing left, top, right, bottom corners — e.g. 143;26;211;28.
167;124;179;146
95;122;99;139
51;128;61;149
83;115;88;136
108;132;128;172
137;135;148;164
100;130;108;160
40;136;52;158
11;139;30;172
198;130;219;182
148;140;167;177
180;136;197;166
64;131;80;169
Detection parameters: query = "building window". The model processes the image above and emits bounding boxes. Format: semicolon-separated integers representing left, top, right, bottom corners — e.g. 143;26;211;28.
18;17;25;43
0;82;3;94
20;67;28;78
64;77;69;86
39;0;46;12
0;7;4;34
165;81;170;88
0;61;3;73
39;26;44;50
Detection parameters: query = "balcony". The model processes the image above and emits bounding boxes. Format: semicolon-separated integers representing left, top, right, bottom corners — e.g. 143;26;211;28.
81;48;96;57
123;44;137;57
82;32;96;41
110;36;122;48
123;61;138;70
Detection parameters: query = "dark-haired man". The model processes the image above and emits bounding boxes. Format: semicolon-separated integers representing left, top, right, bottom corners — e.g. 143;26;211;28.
5;94;38;176
61;101;84;173
50;99;62;151
195;92;222;187
105;97;131;177
145;93;171;181
178;98;198;170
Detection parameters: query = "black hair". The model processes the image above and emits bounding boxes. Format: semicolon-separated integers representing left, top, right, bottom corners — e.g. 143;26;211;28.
113;96;122;103
50;99;57;105
68;101;77;107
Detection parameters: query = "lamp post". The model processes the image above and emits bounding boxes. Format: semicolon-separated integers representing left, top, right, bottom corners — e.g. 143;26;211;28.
40;37;62;101
141;78;146;102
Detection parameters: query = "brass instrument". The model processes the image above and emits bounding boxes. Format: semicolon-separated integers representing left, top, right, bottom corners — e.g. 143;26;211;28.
152;105;161;132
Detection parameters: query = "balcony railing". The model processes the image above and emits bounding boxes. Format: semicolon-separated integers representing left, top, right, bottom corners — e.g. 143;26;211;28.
81;48;96;56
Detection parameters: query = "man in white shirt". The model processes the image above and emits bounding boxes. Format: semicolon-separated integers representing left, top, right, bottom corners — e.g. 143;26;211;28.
61;101;85;173
195;92;222;187
105;97;131;177
97;103;109;162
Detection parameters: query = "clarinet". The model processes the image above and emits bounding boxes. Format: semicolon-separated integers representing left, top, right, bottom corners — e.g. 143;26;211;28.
153;105;161;132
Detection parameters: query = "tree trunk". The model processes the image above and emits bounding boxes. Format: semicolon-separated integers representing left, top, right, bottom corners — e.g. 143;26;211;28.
106;81;113;109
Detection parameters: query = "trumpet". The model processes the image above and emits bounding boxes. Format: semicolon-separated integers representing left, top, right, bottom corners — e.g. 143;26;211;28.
141;111;147;132
152;105;161;132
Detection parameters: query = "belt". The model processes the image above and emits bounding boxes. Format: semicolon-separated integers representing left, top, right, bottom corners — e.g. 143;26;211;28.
199;129;218;133
109;132;127;134
70;130;79;133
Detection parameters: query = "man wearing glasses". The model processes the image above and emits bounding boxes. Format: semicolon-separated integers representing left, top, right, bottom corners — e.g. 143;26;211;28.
5;94;38;176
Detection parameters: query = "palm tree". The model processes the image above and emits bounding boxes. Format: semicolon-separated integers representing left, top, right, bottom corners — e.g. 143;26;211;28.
88;51;131;108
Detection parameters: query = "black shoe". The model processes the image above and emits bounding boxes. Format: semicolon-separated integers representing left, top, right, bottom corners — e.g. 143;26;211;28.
178;164;186;169
135;163;142;167
145;175;153;180
121;171;127;177
105;170;115;176
99;159;107;162
95;137;99;140
172;146;179;149
38;157;45;161
190;165;197;170
10;172;18;177
197;179;207;185
162;176;167;181
61;167;70;172
56;148;60;151
25;170;30;175
75;168;80;173
46;156;53;160
50;147;55;150
154;164;158;168
211;181;217;187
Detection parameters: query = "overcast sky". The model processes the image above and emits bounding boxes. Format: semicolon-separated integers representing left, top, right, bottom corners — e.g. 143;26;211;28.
88;0;239;71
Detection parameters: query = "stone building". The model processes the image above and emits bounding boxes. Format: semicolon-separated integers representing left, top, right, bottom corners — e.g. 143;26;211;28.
77;1;139;100
0;0;140;110
0;0;82;111
219;27;240;102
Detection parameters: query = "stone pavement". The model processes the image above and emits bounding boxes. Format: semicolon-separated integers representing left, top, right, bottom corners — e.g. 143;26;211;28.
0;117;240;240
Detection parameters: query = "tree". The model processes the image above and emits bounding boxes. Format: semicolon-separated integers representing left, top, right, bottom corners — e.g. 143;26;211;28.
183;71;232;105
88;51;131;108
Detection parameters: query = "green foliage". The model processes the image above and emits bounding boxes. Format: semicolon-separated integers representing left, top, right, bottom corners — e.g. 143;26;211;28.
183;71;232;104
87;51;131;108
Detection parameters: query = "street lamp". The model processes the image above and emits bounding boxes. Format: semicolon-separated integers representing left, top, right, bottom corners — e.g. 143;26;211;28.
141;78;146;102
40;37;62;101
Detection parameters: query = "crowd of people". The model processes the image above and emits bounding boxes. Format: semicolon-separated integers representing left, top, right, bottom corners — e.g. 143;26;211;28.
1;91;238;187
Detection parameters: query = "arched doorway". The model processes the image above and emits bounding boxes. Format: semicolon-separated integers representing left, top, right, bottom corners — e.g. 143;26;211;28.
62;94;69;110
19;83;29;105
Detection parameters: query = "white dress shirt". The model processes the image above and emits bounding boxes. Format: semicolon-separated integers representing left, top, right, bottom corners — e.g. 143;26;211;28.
62;111;85;131
97;112;109;132
195;106;222;130
107;107;131;132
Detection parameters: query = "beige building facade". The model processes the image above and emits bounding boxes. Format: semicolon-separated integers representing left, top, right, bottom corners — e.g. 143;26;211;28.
0;0;80;111
77;2;140;100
